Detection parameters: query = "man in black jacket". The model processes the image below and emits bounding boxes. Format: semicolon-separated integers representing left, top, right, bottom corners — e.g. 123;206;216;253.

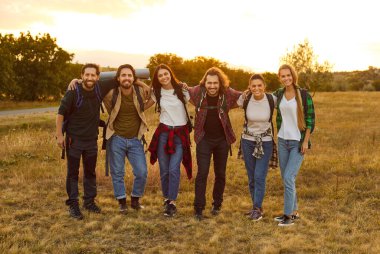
56;63;109;220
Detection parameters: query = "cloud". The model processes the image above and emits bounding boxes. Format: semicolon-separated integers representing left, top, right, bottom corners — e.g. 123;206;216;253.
0;0;165;29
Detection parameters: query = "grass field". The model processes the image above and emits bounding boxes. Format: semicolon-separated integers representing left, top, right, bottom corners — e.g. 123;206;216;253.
0;100;59;111
0;92;379;253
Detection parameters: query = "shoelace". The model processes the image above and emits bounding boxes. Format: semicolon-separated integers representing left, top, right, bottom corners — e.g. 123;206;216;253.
71;204;81;214
87;203;99;210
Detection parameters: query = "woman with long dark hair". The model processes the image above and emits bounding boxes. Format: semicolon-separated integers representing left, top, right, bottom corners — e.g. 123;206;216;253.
273;64;315;226
146;64;192;217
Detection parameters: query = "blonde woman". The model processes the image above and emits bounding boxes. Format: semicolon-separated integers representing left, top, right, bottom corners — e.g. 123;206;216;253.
273;64;315;226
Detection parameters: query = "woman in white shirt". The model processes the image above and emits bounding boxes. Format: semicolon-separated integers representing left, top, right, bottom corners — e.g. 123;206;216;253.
145;64;192;217
273;64;315;227
238;74;277;221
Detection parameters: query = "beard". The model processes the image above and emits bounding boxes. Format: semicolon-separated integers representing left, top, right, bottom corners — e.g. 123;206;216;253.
206;88;219;97
83;80;95;90
120;80;133;89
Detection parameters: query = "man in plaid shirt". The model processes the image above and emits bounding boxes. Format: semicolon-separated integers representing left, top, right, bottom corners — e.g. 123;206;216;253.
186;67;241;220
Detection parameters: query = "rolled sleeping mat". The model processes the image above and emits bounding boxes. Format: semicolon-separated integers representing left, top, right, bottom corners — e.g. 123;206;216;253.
99;68;150;81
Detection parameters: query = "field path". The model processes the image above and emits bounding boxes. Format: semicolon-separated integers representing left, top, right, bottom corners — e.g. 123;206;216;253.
0;106;58;117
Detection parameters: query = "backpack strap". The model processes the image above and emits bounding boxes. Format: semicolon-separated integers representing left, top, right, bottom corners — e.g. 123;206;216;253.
300;88;308;117
265;93;275;123
75;84;84;108
94;82;104;113
242;92;252;130
265;93;275;137
133;84;145;112
196;86;207;112
111;87;119;110
197;86;227;113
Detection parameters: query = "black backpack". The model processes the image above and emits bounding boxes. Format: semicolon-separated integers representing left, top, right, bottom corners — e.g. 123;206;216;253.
195;86;227;113
61;83;105;159
242;92;274;131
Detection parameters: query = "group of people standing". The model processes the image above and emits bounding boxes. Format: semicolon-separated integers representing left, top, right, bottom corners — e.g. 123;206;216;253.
55;62;315;227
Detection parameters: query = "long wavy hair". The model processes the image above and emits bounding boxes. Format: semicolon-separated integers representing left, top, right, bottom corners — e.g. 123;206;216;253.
114;64;137;85
151;64;186;112
199;67;230;95
278;64;306;131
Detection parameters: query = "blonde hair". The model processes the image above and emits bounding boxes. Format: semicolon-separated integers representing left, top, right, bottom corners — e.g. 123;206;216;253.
278;64;305;131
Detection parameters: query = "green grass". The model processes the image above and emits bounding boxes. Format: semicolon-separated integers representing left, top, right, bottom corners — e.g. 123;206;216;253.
0;92;379;253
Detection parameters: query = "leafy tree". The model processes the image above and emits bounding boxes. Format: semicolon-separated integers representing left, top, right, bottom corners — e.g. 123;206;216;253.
0;32;73;100
0;34;17;99
262;72;281;92
281;39;333;92
372;80;380;91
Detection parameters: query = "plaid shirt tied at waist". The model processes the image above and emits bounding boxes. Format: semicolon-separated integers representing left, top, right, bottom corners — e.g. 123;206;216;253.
148;123;192;179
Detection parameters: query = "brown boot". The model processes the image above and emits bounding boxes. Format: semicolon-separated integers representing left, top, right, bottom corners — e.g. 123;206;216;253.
131;196;144;210
118;198;127;214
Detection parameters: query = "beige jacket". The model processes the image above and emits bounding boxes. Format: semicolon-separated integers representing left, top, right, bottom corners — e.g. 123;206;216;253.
103;85;148;140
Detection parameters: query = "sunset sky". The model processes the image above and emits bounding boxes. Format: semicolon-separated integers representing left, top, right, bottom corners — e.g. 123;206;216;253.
1;0;379;72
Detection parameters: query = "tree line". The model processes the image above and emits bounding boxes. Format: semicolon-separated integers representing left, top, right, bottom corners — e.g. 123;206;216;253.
0;32;379;101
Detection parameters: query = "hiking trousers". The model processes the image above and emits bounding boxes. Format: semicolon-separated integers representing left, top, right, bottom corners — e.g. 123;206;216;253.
65;137;98;206
194;136;229;211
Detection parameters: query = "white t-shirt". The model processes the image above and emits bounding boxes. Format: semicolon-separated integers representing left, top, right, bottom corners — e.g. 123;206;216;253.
277;96;301;141
237;94;277;142
151;88;190;126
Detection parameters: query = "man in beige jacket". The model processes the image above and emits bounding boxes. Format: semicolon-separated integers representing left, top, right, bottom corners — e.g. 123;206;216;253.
102;64;149;214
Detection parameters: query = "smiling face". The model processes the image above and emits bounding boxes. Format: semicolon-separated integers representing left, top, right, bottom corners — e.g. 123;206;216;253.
117;68;134;89
279;68;294;88
249;78;265;99
157;68;173;89
205;75;220;97
81;67;99;90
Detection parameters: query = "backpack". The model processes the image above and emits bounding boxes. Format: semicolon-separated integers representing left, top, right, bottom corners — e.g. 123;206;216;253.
242;92;274;130
238;92;278;168
195;86;227;113
103;84;146;176
62;82;104;134
61;82;105;159
102;84;145;149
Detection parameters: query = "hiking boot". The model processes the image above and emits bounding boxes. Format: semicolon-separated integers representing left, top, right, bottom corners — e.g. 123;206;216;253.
69;203;84;220
118;198;127;214
245;209;254;216
291;213;300;220
274;213;300;222
83;201;101;213
194;210;203;221
278;215;294;227
164;203;177;217
249;208;263;221
131;196;144;210
245;207;264;216
211;205;221;216
163;199;170;213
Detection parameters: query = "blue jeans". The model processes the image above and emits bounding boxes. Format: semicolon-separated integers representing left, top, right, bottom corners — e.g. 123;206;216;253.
157;132;183;201
241;139;272;209
278;138;304;215
109;135;147;199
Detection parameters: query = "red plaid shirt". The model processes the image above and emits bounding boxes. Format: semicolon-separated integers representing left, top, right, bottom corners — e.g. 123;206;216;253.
148;123;192;179
188;85;241;145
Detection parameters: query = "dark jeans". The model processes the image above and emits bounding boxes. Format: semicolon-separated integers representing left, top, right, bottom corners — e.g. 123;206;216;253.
194;136;229;211
65;137;98;206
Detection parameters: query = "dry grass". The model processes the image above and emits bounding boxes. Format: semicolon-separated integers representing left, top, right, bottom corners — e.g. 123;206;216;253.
0;101;59;111
0;92;379;253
